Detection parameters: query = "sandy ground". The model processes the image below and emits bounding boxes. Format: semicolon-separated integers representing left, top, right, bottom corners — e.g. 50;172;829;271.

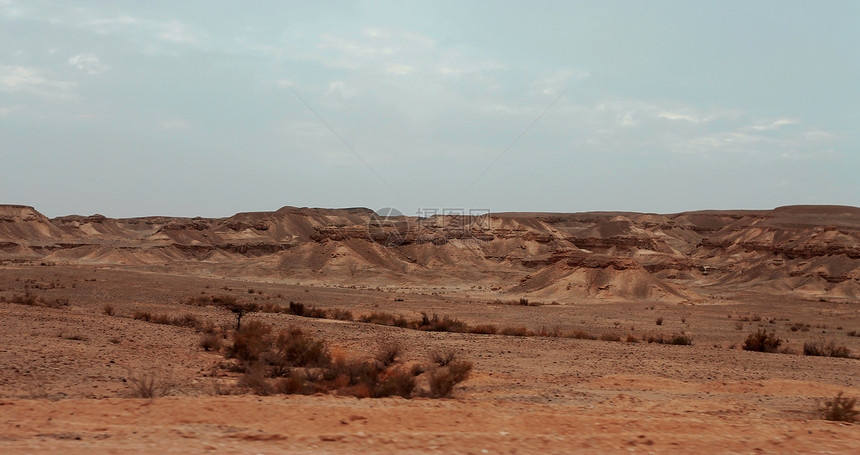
1;264;859;453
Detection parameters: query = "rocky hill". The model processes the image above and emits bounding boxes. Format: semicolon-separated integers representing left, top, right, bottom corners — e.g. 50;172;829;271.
1;204;858;302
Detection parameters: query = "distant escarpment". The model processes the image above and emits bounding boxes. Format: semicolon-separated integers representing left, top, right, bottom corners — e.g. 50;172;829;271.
1;203;858;302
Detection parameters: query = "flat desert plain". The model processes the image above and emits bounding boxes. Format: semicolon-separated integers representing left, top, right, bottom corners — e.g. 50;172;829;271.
1;204;859;453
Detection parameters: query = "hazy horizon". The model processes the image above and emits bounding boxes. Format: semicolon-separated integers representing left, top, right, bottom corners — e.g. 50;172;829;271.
2;1;857;218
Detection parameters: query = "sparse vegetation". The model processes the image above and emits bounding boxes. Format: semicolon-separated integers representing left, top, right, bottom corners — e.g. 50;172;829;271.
803;340;853;358
102;303;115;316
125;369;173;399
0;291;69;309
742;329;782;353
655;317;664;326
217;321;471;399
645;333;692;345
822;392;858;423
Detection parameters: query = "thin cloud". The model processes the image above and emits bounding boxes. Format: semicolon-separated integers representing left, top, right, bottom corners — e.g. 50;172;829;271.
68;53;108;75
0;65;76;99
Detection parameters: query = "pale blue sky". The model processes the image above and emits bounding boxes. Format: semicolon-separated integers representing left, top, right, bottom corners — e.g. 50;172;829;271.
1;1;857;217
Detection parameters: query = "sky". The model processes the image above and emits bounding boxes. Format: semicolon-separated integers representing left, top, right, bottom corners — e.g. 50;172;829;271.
1;1;858;218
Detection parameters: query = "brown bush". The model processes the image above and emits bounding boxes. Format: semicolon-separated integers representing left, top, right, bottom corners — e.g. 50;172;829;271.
742;329;781;353
227;320;273;364
416;313;468;333
470;324;498;335
655;317;664;326
564;329;596;340
500;326;531;337
430;349;457;367
267;327;330;375
103;304;115;316
328;308;354;321
125;368;173;399
599;333;621;342
4;292;69;309
376;341;402;367
238;365;274;396
428;360;473;398
200;333;223;352
803;340;853;358
536;326;561;337
822;392;858;422
373;368;416;398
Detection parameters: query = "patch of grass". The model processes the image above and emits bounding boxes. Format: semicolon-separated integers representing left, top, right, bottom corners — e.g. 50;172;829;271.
742;329;782;353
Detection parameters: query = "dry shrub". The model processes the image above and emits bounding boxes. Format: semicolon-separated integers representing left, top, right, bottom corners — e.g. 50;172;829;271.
329;308;354;321
791;322;811;332
428;360;473;398
417;313;468;332
103;303;115;316
430;349;457;367
565;329;596;340
238;365;273;396
742;329;781;353
646;333;693;345
200;333;223;352
222;327;470;399
500;326;531;337
822;392;858;422
535;326;561;337
470;324;498;335
360;311;408;327
184;295;237;306
273;371;313;395
599;333;621;342
268;327;330;374
373;368;416;398
667;334;693;345
227;320;273;364
134;311;202;330
376;341;402;366
655;317;664;326
803;340;853;358
3;292;69;309
126;368;173;398
625;334;639;343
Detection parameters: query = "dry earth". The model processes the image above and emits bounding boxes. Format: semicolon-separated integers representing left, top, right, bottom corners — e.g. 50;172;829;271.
1;204;859;453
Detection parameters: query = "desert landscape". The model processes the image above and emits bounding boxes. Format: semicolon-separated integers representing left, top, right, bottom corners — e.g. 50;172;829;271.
1;203;858;453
